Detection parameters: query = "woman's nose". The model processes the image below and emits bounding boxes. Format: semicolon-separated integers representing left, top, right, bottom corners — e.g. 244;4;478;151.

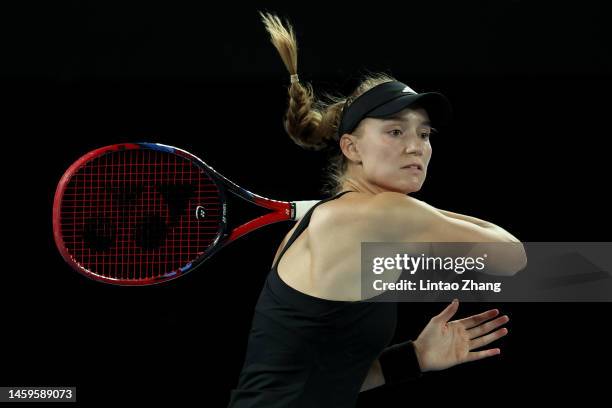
404;136;424;155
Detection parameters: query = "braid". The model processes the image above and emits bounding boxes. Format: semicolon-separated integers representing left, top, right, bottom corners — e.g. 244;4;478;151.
259;11;397;195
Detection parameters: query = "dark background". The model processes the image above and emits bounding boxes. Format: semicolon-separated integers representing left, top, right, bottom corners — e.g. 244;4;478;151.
3;1;611;406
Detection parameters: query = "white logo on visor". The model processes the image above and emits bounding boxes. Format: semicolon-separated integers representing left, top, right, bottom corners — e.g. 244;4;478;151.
402;86;417;94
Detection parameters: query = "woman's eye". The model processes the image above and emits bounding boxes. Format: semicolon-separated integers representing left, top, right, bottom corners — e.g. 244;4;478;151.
388;129;433;138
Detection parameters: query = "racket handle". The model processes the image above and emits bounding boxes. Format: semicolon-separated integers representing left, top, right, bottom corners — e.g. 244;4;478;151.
294;200;321;220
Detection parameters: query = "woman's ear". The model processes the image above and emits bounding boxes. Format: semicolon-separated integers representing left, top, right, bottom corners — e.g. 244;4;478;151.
339;133;362;164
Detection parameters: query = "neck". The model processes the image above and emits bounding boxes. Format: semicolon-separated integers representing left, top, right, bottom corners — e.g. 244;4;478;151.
341;177;386;195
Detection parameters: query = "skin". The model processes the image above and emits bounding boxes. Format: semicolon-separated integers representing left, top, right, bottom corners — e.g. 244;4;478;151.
339;106;434;196
273;108;520;391
338;107;511;387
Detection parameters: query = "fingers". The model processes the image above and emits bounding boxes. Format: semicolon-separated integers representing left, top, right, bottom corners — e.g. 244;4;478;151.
434;299;459;323
470;327;509;350
456;309;500;330
467;315;510;340
465;348;501;363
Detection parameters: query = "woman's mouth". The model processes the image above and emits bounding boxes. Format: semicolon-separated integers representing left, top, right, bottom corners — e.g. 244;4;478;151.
401;164;423;172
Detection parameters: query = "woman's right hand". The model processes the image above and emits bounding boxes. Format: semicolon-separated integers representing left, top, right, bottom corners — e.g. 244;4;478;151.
412;300;510;372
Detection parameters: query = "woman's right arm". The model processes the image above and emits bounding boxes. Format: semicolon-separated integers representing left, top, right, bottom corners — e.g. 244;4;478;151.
366;192;527;276
433;208;521;243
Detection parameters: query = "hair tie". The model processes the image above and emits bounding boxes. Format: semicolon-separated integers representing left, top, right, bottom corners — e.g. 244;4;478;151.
290;73;299;84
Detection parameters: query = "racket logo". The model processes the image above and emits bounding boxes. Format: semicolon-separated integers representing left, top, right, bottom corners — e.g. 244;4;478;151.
195;205;206;220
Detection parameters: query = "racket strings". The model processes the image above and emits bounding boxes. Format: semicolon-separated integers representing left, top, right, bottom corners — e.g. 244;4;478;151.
59;149;223;282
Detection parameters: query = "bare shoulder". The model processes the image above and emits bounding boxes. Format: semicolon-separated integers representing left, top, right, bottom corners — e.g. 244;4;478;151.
305;193;384;300
368;191;432;213
308;192;378;231
363;192;438;241
307;192;434;242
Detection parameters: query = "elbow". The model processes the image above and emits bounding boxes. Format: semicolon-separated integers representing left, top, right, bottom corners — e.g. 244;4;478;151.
483;241;528;276
500;244;527;276
516;243;528;273
501;231;528;275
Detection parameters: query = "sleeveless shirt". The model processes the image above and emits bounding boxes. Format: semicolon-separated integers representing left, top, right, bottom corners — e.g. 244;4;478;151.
228;191;400;407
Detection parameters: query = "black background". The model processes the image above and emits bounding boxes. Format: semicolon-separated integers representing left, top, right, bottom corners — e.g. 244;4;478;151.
3;1;611;406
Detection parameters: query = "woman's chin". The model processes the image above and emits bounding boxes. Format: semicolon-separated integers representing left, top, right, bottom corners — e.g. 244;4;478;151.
384;184;422;195
398;180;423;193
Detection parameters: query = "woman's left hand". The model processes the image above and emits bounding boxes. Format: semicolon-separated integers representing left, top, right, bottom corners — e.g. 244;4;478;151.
413;299;509;372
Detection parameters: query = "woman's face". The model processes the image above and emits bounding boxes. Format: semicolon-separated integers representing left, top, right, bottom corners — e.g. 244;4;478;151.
342;106;433;195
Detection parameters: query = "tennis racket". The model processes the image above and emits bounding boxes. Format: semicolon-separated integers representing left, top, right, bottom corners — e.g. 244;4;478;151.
53;143;319;286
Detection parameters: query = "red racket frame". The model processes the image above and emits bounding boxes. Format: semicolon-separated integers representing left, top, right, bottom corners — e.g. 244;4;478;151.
53;143;298;285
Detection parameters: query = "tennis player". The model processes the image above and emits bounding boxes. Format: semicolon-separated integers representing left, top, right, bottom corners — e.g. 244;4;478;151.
228;12;526;407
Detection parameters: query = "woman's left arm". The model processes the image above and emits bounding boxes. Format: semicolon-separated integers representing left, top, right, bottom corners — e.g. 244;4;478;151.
361;300;509;392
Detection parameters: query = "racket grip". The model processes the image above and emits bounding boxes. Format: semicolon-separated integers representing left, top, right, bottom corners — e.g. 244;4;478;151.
294;200;321;220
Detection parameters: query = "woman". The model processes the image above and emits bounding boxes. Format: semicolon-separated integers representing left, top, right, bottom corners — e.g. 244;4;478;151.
228;12;526;407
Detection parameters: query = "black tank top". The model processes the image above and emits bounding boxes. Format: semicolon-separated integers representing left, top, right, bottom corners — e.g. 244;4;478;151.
228;191;398;408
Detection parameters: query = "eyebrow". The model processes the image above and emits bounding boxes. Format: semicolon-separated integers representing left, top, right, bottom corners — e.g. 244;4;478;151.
382;116;432;127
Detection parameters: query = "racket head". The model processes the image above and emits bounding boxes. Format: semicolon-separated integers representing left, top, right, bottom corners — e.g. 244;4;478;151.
53;143;228;285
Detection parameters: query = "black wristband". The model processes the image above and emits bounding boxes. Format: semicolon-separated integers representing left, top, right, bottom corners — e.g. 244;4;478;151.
378;340;423;386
